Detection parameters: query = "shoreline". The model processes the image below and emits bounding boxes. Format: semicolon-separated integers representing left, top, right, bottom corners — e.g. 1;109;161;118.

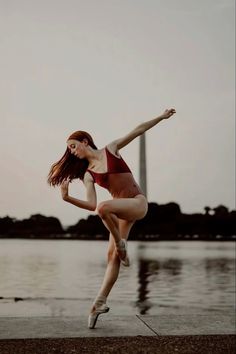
0;236;235;241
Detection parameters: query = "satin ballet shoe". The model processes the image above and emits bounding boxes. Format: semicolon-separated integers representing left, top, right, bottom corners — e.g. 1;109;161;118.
88;303;110;329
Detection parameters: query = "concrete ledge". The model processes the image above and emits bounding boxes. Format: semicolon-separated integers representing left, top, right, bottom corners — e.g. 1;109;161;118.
0;314;235;354
0;313;235;340
0;315;153;339
137;313;236;336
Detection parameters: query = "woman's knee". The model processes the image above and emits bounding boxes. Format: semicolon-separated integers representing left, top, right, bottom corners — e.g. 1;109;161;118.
97;201;110;219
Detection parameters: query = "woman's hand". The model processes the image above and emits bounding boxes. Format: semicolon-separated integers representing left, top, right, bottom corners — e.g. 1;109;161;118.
161;108;176;119
61;180;70;201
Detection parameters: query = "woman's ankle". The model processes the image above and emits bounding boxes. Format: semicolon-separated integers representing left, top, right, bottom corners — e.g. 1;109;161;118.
116;239;124;249
94;294;107;307
90;295;107;313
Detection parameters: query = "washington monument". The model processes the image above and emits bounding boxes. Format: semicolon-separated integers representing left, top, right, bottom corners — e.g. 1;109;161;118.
139;133;147;197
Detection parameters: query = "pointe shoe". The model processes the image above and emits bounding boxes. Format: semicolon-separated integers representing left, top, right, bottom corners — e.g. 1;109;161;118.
88;303;110;329
117;239;130;267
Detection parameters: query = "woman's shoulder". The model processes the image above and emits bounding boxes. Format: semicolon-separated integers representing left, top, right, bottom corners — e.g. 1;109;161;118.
83;170;95;183
105;142;121;158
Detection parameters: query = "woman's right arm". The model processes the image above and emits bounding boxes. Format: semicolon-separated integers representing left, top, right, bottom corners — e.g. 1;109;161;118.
61;172;97;211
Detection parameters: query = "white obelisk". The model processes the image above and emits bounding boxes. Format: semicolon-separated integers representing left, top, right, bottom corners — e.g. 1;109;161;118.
139;133;147;197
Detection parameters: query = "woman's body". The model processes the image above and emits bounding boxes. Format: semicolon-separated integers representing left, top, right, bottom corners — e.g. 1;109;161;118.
48;108;176;328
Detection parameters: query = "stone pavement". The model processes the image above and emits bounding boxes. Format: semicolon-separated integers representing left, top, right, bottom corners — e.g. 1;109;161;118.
0;313;235;338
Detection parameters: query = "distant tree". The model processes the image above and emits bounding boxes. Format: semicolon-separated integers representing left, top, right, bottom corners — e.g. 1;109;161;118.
204;206;211;215
1;214;64;237
0;216;15;235
212;205;229;216
67;215;108;237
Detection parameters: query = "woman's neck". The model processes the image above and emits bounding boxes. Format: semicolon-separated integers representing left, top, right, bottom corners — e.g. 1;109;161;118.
87;148;105;170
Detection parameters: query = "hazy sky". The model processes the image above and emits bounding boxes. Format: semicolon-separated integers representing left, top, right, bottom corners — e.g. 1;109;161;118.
0;0;235;226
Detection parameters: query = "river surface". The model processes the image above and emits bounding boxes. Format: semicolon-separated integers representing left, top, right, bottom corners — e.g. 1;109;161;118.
0;239;235;317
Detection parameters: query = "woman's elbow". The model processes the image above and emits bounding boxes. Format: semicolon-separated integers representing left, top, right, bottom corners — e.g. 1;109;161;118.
89;203;97;211
136;124;146;135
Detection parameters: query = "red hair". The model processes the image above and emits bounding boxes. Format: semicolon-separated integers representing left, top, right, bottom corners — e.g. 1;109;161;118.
47;131;97;186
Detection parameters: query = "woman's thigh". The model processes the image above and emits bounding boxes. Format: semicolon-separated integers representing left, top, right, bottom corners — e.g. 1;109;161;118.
98;195;148;221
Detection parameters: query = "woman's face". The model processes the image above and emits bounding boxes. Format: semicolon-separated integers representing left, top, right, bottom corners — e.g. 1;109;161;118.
67;139;88;159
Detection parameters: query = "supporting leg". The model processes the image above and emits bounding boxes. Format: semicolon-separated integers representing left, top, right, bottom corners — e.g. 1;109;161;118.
91;220;134;307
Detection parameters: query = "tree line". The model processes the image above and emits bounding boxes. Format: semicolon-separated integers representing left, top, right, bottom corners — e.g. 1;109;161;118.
0;202;235;240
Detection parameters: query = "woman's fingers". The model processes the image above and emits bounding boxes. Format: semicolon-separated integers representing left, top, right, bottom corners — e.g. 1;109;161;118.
163;108;176;118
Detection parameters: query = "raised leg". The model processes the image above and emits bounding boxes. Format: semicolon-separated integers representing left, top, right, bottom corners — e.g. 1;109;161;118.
97;205;121;246
97;195;147;247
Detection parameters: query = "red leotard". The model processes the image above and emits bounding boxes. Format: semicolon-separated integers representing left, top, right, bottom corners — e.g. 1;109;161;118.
87;146;143;198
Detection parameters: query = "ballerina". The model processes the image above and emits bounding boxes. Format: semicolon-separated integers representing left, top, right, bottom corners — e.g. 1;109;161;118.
47;108;176;328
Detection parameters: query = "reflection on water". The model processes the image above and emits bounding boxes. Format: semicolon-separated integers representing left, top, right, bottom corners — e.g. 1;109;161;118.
136;259;152;314
0;240;235;316
136;258;183;314
134;242;235;315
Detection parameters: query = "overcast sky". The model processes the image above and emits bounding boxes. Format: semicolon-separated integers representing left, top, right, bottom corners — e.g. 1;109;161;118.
0;0;235;226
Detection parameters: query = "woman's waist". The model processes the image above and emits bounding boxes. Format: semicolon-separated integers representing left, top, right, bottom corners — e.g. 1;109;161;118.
107;174;143;197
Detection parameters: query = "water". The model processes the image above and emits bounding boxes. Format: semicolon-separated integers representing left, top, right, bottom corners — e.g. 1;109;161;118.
0;239;235;317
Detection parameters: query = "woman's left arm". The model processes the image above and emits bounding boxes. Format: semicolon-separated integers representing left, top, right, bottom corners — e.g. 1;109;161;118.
111;108;176;150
